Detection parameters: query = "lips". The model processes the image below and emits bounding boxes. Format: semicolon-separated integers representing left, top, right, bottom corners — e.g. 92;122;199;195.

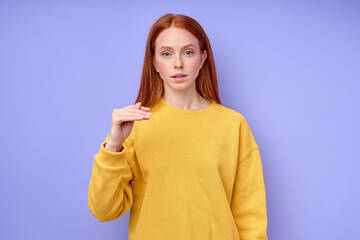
171;73;188;78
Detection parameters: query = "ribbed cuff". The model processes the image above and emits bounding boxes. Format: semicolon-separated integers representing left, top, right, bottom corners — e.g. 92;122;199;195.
96;141;127;167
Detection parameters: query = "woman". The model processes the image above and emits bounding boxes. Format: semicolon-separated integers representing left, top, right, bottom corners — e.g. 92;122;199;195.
88;13;268;240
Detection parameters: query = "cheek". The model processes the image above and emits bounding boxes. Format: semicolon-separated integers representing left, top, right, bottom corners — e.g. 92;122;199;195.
157;62;167;71
155;60;169;73
155;61;169;80
188;58;201;71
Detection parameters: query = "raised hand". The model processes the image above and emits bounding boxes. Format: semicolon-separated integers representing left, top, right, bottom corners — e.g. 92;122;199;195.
105;102;152;152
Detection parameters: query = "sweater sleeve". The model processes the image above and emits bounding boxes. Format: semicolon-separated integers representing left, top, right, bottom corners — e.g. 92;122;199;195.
88;133;135;222
230;116;268;239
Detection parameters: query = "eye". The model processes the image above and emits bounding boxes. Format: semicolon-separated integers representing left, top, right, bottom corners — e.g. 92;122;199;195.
162;52;171;57
184;50;193;56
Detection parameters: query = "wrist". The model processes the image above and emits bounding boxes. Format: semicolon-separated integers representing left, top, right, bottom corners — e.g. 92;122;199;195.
105;141;123;152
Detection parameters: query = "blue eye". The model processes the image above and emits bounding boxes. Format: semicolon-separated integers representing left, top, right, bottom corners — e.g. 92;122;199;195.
161;51;193;57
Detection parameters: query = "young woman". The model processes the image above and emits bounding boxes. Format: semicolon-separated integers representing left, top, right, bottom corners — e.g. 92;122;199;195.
88;13;268;240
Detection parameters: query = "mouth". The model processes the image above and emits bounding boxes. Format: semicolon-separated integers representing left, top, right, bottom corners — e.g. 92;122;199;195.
171;74;187;82
171;73;188;78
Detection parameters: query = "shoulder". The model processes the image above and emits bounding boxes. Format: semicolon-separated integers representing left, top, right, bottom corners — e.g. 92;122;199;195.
216;103;259;148
214;103;255;142
214;102;247;124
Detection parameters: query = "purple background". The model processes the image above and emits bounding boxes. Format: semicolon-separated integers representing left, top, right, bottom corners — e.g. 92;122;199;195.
1;1;359;239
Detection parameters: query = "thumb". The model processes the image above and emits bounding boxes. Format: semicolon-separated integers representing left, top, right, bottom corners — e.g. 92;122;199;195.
134;102;142;109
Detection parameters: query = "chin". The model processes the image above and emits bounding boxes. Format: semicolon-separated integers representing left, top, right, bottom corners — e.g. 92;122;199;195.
172;85;189;91
163;79;193;91
165;82;188;91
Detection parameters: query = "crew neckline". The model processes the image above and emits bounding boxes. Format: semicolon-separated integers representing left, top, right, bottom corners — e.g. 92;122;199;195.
158;96;216;119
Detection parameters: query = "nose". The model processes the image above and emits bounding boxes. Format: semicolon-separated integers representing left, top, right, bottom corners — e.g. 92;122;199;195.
174;54;183;69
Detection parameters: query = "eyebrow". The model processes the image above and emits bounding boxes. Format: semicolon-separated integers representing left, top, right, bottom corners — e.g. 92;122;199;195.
159;44;196;51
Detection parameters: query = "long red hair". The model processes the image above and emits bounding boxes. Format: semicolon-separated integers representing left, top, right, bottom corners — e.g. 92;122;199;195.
135;13;222;107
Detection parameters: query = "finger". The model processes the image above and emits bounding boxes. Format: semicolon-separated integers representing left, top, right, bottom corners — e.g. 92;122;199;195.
134;102;142;109
121;102;142;109
113;110;152;120
119;102;150;111
113;114;147;122
115;108;152;116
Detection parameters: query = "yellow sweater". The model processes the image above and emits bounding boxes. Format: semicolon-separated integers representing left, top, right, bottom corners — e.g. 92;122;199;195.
88;96;268;240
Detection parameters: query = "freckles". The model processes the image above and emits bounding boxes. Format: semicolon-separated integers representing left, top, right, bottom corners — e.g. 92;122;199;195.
155;58;166;68
158;61;166;67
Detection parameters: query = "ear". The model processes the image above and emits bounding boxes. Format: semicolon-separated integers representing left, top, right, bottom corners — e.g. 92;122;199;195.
200;50;207;70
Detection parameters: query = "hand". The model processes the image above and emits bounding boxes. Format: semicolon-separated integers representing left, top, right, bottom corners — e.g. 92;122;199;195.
106;102;152;151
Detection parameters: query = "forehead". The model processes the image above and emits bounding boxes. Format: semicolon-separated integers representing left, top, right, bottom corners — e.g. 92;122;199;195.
155;27;199;49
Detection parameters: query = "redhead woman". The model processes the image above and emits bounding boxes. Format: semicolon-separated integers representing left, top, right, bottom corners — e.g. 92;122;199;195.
88;13;268;240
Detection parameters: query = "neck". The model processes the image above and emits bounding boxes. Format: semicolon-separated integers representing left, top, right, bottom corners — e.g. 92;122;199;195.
162;91;210;111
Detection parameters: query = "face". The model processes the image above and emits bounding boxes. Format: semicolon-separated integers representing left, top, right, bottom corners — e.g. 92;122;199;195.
153;26;207;93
